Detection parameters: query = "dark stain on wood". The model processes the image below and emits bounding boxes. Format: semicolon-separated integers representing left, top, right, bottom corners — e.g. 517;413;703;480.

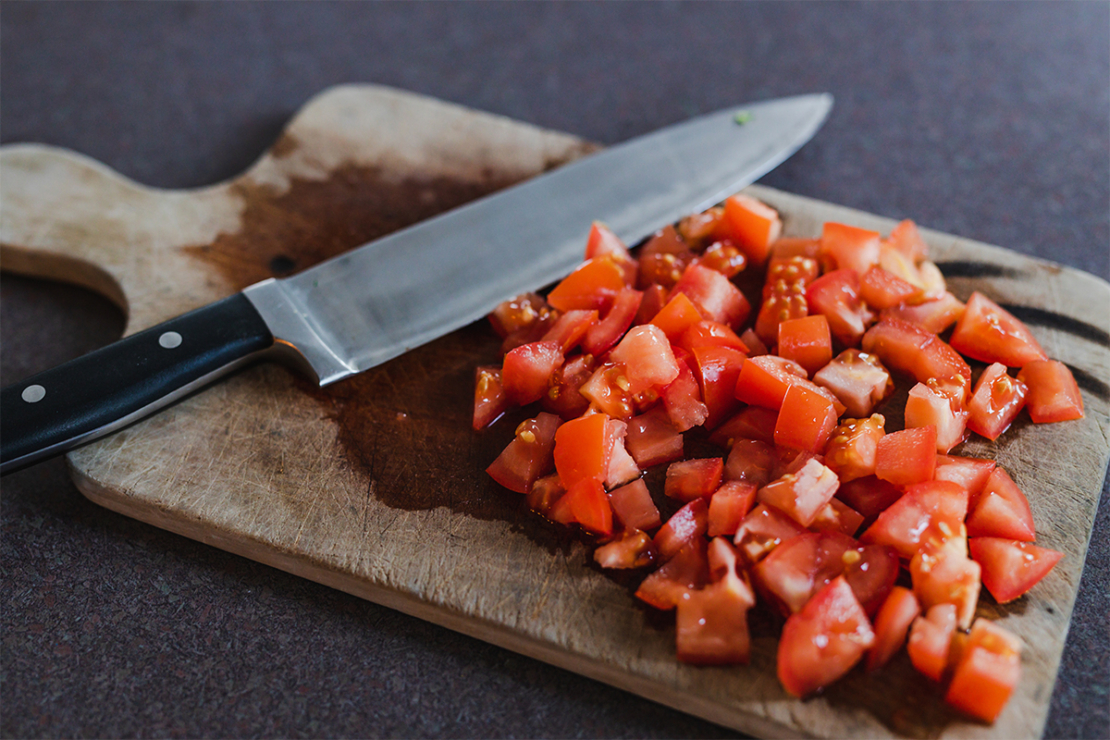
936;261;1027;280
999;304;1110;349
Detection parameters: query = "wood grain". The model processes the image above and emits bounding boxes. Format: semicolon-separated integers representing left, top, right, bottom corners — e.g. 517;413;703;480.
2;84;1107;739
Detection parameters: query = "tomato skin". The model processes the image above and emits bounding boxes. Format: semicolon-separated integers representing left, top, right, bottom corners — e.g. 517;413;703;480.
812;349;893;418
777;576;876;698
692;346;748;430
650;292;705;342
970;537;1063;604
806;268;874;347
707;481;759;537
679;320;748;354
861;480;969;560
950;292;1047;367
635;539;709;610
553;413;611;488
547;256;627;313
757;458;840;528
824;414;885;483
735;355;846;416
774;384;839;454
608;478;661;532
907;603;957;681
502;340;565;405
625;407;684;468
778;315;833;376
671;262;751;329
821;222;882;275
859;266;923;309
944;618;1022;723
965;467;1035;541
665;458;724;503
875;426;937;486
556;478;614;536
654;498;709;561
881;291;965;334
486;413;561;493
473;366;511;430
934;455;996;499
733;503;807;564
866;586;922;672
723;193;782;266
582;289;642;356
966;363;1028;441
904;381;969;453
1017;359;1085;423
861;317;971;391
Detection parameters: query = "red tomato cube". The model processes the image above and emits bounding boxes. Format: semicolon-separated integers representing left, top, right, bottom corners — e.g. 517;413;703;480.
821;222;881;275
732;503;806;564
774;384;838;454
965;467;1035;541
607;478;661;532
756;457;840;527
502;340;564;405
812;349;893;418
969;537;1063;604
944;618;1022;723
665;458;725;502
777;315;833;376
875;426;938;486
904;381;969;453
722;193;781;266
967;363;1028;441
485;413;561;493
950;292;1047;367
707;481;759;537
609;324;681;394
553;413;611;488
866;586;922;672
907;603;957;681
1017;359;1085;423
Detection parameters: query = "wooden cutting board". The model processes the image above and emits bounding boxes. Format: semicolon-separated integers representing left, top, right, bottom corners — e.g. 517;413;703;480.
2;84;1107;739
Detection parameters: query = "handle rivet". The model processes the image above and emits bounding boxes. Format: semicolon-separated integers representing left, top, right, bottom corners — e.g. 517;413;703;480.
159;331;183;349
21;384;46;403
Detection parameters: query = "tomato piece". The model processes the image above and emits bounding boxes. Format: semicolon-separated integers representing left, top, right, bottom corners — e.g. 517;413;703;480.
824;414;885;482
659;356;709;432
692;345;747;429
945;618;1022;723
634;283;669;324
607;478;661;532
609;324;681;394
699;240;749;278
654;498;709;561
489;292;553;339
860;266;923;309
739;328;769;356
665;458;724;502
677;206;726;247
755;255;817;346
625;407;684;467
907;603;957;681
671;262;751;329
934;455;996;499
711;406;779;448
676;541;756;665
585;222;637;283
541;309;599;353
777;315;833;376
875;425;937;487
770;236;822;261
473;366;510;430
886;219;929;262
635;539;709;610
810;498;867;538
581;289;642;355
679;320;748;354
722;193;781;265
950;292;1048;367
862;480;969;560
904;381;969;453
553;413;610;488
757;457;840;527
821;222;882;275
547;256;626;313
502;340;565;405
594;529;656;569
638;248;696;290
578;363;634;419
835;475;904;526
527;473;565;519
649;292;705;341
735;354;806;409
724;439;777;487
861;317;971;390
812;349;893;418
967;363;1028;441
552;478;614;536
965;467;1035;541
774;384;839;454
866;586;922;672
970;537;1063;604
707;481;759;537
1017;359;1085;423
604;419;641;489
733;503;807;564
910;535;981;630
486;413;561;493
881;291;965;334
777;576;876;697
806;269;874;347
541;353;594;419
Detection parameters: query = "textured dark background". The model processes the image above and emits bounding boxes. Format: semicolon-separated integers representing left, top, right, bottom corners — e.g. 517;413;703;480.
1;2;1107;738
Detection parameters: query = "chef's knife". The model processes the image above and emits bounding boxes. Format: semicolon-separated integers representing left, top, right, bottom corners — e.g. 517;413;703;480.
0;94;832;475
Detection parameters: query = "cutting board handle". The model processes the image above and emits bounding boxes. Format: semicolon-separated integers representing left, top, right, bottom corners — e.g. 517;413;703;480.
0;294;274;474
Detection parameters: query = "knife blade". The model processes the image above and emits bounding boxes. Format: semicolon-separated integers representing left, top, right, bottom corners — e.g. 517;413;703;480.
0;93;832;474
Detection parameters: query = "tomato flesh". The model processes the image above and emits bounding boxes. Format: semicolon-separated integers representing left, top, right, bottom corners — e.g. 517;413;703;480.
965;467;1035;541
777;315;833;376
944;618;1022;723
866;586;921;672
757;457;840;527
907;603;957;681
950;291;1047;367
812;349;893;418
1017;359;1084;423
967;363;1028;441
969;537;1063;604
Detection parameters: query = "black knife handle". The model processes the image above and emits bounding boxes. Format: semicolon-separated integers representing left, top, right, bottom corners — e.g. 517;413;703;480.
0;294;274;475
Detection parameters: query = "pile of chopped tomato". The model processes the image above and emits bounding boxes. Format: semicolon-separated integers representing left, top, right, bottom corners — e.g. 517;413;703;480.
475;194;1082;724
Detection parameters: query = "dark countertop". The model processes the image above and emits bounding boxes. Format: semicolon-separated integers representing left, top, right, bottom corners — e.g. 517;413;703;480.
1;2;1106;737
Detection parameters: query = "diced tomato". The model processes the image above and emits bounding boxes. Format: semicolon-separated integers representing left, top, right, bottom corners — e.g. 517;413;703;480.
486;413;561;493
809;498;867;538
950;292;1048;367
526;473;565;519
585;221;637;284
777;576;876;698
502;340;564;405
904;381;969;453
835;475;904;526
970;537;1063;604
708;481;759;537
910;535;981;630
778;315;833;376
722;193;781;266
650;292;705;341
473;366;511;430
967;363;1028;441
812;349;893;418
659;357;709;432
609;324;681;394
635;539;709;610
678;206;726;247
887;219;930;262
934;455;996;499
553;413;610;488
735;354;806;409
824;414;885;482
665;458;724;502
581;289;642;355
552;478;614;536
866;586;922;672
860;266;922;309
606;479;660;532
755;255;816;345
965;467;1035;541
635;283;669;324
489;292;553;339
821;222;882;275
945;618;1022;723
579;363;634;419
875;426;937;486
711;406;779;448
671;262;751;328
861;317;971;390
692;345;747;429
724;439;778;487
638;229;696;289
907;603;957;681
541;309;599;353
547;256;627;313
861;480;968;560
774;384;839;454
676;540;756;665
699;240;749;279
625;407;684;467
770;237;822;261
542;353;594;419
604;419;641;489
806;269;874;347
654;498;709;561
679;320;748;354
881;291;965;334
757;458;840;527
739;328;769;356
594;529;656;569
733;503;807;564
1017;359;1085;423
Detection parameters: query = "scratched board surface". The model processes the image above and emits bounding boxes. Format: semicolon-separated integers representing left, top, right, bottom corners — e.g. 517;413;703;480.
1;85;1107;739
